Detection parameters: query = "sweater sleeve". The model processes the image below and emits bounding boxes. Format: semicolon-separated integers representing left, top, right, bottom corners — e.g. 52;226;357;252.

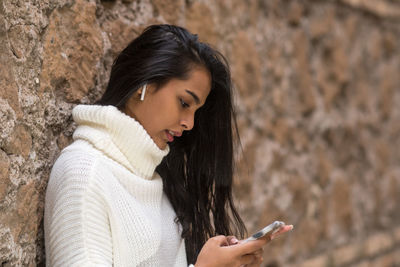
44;154;113;267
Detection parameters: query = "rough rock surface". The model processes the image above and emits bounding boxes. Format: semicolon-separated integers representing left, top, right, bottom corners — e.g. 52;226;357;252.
0;0;399;266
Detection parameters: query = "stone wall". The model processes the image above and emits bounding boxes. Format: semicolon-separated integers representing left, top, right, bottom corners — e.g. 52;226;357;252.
0;0;399;266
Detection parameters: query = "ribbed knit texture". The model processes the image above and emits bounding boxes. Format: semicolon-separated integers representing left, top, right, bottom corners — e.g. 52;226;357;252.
44;105;189;267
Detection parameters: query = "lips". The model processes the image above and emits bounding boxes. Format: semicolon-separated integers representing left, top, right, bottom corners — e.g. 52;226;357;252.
165;130;182;142
165;130;174;142
170;130;182;137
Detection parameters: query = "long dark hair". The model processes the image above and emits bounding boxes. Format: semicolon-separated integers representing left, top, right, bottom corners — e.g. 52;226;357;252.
97;24;246;264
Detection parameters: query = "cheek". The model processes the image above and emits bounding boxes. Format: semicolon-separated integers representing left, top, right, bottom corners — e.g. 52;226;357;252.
146;98;179;132
161;104;180;126
155;95;179;120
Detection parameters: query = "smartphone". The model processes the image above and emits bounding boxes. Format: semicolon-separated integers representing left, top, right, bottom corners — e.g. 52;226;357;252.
243;221;285;243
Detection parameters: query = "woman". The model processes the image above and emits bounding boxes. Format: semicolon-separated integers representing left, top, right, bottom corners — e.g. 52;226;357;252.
44;24;291;267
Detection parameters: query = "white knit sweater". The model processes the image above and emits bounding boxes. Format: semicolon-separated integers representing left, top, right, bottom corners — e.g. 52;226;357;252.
44;105;189;266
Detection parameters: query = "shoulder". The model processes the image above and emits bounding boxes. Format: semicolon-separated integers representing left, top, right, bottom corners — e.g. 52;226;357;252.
48;140;113;193
45;140;118;217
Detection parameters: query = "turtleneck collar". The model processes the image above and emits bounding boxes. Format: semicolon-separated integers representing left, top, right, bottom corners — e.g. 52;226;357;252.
71;105;169;179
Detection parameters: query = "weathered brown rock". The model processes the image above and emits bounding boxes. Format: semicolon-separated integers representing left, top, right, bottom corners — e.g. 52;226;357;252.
0;14;23;119
382;31;397;56
216;0;260;28
101;18;141;58
15;181;39;243
332;242;362;266
0;66;21;120
388;174;400;215
0;99;17;146
152;0;184;25
287;175;308;215
353;77;371;111
271;85;287;113
331;39;349;85
291;218;322;256
290;127;309;152
231;31;262;112
315;149;333;187
309;6;335;40
288;1;304;26
315;35;350;110
332;177;353;230
39;0;103;102
56;132;73;150
379;63;397;119
0;227;13;262
292;30;316;115
320;79;340;110
259;199;286;229
185;2;217;45
343;15;359;43
340;0;400;19
0;150;10;201
2;124;32;159
271;118;290;146
7;25;39;61
234;136;259;199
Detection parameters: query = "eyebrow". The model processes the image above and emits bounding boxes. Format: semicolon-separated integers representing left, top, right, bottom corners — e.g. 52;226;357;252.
185;89;200;105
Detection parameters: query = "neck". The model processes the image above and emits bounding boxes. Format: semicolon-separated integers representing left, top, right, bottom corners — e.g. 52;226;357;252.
72;105;170;179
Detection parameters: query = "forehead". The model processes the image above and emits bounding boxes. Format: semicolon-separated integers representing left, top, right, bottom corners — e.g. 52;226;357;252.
164;68;211;104
185;68;211;98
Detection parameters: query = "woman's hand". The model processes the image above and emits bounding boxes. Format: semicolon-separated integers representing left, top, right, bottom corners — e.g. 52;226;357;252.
242;224;294;267
194;225;293;267
194;235;268;267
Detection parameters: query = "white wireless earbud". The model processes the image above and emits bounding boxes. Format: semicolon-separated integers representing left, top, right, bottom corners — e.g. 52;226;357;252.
140;84;147;101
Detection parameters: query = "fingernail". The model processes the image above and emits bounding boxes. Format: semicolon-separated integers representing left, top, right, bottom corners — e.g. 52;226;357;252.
232;238;239;244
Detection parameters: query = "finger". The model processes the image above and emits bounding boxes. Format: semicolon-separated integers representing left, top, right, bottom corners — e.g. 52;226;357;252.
253;248;263;256
247;248;263;257
227;235;239;245
231;238;268;255
247;255;263;267
211;235;229;246
271;225;293;240
240;254;257;265
256;233;273;242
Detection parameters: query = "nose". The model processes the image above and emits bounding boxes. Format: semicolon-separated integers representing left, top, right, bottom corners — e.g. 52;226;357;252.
180;112;195;131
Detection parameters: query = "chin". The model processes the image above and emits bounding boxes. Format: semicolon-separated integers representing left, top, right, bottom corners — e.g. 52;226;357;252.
156;141;167;150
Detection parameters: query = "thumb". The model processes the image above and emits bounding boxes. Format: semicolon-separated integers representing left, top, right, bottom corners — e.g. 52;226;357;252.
230;238;267;255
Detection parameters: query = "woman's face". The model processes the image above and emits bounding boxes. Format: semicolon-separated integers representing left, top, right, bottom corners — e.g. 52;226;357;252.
123;67;211;149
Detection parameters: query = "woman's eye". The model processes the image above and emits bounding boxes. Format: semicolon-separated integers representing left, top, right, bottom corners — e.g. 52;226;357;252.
180;98;190;108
